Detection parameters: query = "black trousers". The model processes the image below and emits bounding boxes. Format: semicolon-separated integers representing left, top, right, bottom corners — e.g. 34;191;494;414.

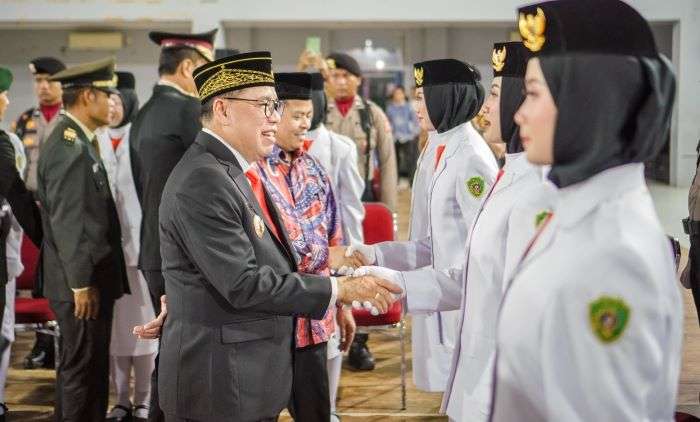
289;342;330;422
143;270;166;422
50;298;114;422
395;138;418;183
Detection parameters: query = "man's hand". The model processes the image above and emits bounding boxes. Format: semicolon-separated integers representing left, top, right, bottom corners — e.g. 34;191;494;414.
329;245;365;275
74;287;100;320
133;295;168;339
337;306;356;352
337;275;403;314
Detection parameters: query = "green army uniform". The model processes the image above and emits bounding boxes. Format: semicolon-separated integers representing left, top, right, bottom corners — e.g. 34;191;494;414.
36;57;128;421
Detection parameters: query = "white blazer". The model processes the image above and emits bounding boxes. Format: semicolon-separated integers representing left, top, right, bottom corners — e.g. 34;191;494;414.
375;122;498;391
492;163;683;422
375;122;498;270
308;124;365;245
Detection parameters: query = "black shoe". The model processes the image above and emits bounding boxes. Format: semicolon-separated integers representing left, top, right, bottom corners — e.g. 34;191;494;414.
0;402;8;421
23;332;55;369
348;334;375;371
132;404;149;422
106;404;132;422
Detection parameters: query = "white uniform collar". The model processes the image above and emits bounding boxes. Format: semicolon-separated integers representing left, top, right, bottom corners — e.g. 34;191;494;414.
555;163;646;228
202;128;251;173
431;121;466;143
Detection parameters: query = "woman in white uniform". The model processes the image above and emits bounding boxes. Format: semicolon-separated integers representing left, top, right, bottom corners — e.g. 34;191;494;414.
491;1;682;421
343;59;498;392
97;71;157;422
356;42;555;421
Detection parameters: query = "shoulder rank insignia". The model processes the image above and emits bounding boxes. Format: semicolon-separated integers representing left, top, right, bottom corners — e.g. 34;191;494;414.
253;214;265;239
534;209;552;228
15;154;25;172
63;127;77;143
589;296;630;344
466;176;486;198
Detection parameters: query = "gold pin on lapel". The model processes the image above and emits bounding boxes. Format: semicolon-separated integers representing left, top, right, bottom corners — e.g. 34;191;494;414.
253;214;265;239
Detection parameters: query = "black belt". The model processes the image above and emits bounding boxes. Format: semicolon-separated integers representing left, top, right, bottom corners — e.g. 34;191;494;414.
683;218;700;236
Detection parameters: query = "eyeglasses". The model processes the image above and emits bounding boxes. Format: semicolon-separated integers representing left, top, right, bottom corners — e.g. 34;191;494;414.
221;97;284;118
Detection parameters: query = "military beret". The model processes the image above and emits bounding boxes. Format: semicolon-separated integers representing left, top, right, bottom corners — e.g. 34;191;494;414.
0;68;12;92
29;57;66;76
326;52;362;78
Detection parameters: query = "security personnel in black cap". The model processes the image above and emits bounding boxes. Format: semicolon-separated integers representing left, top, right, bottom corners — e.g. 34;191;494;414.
324;51;397;371
129;28;215;422
12;57;65;193
38;56;129;422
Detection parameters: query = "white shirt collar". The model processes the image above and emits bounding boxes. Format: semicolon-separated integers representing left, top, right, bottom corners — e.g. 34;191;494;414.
157;79;198;98
202;128;251;173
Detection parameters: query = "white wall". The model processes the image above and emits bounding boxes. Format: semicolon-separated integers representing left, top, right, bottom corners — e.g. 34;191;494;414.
0;26;188;126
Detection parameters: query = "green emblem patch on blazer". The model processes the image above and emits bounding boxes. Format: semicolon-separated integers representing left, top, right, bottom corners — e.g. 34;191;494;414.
589;296;630;344
534;210;552;228
466;176;486;198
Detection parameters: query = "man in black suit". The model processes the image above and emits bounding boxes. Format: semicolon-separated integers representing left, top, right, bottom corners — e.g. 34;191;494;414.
130;29;216;309
129;30;216;422
37;57;129;421
145;51;400;422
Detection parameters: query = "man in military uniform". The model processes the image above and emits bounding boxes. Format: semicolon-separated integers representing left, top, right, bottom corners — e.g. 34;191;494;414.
38;57;129;421
11;57;64;370
324;52;397;370
324;52;397;212
129;29;216;422
12;57;65;192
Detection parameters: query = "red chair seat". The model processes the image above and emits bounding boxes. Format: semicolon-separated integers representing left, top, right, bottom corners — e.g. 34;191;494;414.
15;298;55;324
353;301;402;326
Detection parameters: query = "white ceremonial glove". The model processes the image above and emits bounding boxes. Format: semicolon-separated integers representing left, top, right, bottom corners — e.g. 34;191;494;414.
335;266;356;276
345;244;377;265
354;266;405;301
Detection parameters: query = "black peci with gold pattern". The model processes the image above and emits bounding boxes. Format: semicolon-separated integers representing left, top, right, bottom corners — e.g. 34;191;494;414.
193;51;276;104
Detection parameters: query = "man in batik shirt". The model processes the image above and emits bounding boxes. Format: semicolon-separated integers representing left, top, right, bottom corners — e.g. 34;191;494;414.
256;72;356;422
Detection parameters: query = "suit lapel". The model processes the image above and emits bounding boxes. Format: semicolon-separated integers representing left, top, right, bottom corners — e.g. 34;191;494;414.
198;131;298;268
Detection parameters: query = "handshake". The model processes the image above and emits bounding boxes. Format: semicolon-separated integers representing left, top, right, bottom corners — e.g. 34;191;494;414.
330;244;404;315
328;244;377;276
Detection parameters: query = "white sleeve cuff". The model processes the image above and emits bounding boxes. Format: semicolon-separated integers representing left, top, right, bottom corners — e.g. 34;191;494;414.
329;276;338;308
